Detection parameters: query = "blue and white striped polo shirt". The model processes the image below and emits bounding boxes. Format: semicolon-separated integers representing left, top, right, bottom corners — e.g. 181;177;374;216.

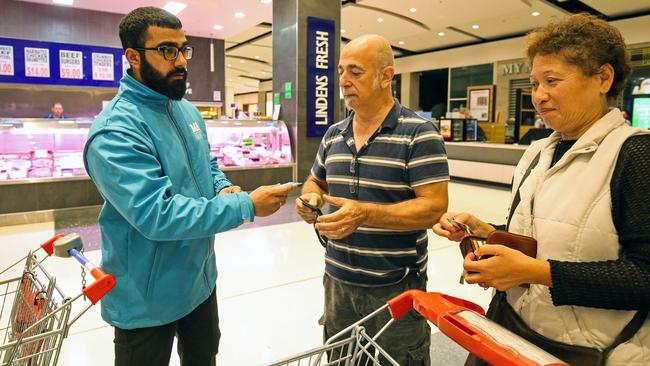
311;99;449;286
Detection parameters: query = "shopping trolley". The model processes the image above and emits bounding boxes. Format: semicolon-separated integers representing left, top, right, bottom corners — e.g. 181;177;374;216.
0;233;115;365
269;290;569;366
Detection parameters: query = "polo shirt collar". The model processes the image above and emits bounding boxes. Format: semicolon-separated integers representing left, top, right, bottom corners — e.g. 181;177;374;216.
337;98;402;133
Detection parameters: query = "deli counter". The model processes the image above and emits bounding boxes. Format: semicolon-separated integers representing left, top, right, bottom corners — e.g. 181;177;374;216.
0;118;295;215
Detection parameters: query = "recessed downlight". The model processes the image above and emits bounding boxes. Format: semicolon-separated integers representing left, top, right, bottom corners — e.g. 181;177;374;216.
235;12;245;18
438;32;445;36
532;11;540;16
377;17;384;22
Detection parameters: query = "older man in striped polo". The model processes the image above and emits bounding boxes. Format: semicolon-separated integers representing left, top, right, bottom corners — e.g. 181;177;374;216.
296;34;449;365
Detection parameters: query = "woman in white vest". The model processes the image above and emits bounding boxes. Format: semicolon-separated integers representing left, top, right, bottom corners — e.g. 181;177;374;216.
434;14;649;366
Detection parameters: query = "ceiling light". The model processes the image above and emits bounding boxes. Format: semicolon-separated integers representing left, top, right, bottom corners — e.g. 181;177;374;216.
438;32;445;36
341;29;346;33
377;17;384;22
261;71;266;74
255;55;260;59
472;24;479;29
532;11;540;16
409;7;416;13
240;60;245;63
398;41;404;45
53;0;74;5
162;2;186;15
235;12;245;18
260;0;272;3
213;24;223;30
227;64;232;67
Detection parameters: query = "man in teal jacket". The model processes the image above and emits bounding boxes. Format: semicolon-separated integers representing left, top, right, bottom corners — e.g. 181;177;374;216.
84;7;293;366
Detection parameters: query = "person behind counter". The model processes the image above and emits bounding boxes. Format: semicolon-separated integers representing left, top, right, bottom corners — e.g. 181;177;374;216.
84;7;294;366
433;13;650;365
44;102;67;119
296;34;449;365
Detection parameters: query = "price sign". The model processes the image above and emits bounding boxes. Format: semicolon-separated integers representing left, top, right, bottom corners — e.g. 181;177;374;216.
59;50;83;79
92;52;114;81
24;47;50;78
0;45;14;76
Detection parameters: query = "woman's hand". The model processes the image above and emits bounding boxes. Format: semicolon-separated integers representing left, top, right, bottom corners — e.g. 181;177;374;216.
463;245;552;291
432;212;495;241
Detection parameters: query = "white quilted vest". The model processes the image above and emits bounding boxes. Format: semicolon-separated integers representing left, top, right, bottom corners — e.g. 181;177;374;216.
506;109;650;365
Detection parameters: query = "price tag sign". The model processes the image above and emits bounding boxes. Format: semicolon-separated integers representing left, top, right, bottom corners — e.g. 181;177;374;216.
59;50;83;79
24;47;50;78
92;52;114;81
0;45;14;76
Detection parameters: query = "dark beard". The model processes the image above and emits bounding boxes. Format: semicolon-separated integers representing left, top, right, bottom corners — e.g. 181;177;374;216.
140;55;187;100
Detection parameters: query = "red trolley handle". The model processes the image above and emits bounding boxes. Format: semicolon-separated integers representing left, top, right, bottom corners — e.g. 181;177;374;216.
39;234;66;256
387;290;567;366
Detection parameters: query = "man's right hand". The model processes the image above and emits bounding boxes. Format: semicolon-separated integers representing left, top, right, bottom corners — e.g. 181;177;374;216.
249;183;295;217
295;192;322;224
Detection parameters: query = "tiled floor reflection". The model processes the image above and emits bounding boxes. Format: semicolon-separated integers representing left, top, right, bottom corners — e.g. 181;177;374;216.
0;181;510;365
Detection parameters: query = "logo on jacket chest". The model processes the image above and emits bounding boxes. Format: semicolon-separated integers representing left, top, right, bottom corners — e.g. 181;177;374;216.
189;121;203;140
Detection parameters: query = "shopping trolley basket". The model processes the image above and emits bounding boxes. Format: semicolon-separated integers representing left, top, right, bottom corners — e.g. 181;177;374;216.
0;233;115;366
269;290;569;366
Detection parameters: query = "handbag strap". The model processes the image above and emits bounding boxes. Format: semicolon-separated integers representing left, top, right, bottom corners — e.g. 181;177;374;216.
506;153;541;231
602;310;648;359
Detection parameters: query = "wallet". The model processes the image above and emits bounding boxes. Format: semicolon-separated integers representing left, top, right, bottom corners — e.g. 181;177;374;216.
459;230;537;260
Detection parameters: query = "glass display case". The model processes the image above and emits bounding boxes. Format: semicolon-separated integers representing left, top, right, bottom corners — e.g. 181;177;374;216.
0;118;91;181
205;119;293;169
0;118;294;182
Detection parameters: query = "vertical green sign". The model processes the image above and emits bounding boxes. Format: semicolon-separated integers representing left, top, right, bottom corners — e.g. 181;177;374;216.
284;82;292;99
273;92;280;105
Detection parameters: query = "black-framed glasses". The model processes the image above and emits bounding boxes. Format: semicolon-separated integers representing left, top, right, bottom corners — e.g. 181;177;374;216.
135;45;194;61
349;156;359;195
298;197;328;248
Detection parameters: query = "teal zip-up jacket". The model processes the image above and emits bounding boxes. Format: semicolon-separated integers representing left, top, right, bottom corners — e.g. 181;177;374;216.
83;72;254;329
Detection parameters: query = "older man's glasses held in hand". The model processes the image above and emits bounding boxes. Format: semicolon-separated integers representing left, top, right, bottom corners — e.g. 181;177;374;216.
298;197;328;248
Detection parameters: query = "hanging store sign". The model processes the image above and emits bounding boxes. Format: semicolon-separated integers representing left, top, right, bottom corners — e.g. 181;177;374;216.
0;37;122;87
24;47;50;78
0;45;14;76
92;52;114;81
59;50;83;79
306;16;335;137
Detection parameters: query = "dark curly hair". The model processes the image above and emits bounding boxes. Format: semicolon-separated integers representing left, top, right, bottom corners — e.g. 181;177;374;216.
525;13;631;99
119;7;182;50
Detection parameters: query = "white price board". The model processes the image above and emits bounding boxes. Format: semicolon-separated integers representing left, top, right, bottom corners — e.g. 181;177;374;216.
59;50;83;79
24;47;50;78
0;45;14;76
92;52;114;81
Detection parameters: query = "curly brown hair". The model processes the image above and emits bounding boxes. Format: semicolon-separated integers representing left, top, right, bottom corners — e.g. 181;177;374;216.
525;13;631;99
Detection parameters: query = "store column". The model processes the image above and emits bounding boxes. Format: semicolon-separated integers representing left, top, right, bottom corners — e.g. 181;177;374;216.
273;0;341;181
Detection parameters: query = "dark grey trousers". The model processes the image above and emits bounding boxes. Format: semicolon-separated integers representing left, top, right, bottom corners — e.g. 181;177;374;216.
322;273;431;365
114;288;220;366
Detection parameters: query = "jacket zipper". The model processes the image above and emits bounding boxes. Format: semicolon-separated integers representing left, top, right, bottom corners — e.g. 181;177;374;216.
166;101;204;197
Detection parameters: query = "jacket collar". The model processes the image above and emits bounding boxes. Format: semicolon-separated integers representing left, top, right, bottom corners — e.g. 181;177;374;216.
542;108;626;173
118;70;170;105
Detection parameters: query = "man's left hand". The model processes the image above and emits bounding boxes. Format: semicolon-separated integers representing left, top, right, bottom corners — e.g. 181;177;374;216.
315;195;367;240
219;185;242;195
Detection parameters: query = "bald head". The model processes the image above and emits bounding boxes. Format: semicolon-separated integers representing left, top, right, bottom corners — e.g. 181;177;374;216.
343;34;394;71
